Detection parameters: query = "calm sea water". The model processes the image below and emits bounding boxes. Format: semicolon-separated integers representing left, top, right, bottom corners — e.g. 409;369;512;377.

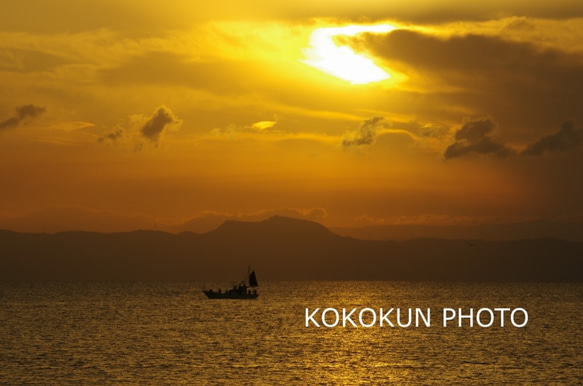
0;281;581;384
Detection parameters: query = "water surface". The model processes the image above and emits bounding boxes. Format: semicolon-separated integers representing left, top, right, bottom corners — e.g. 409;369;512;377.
1;281;581;384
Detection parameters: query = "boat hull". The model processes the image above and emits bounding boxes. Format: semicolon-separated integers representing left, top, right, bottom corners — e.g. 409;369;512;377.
203;290;258;299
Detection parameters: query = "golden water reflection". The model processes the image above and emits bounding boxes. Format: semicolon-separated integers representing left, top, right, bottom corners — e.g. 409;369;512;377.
0;281;580;384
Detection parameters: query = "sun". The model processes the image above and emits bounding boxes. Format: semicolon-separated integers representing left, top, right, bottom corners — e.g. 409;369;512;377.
301;24;395;85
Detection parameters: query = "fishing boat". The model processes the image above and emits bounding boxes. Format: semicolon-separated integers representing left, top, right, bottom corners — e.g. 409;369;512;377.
203;269;259;299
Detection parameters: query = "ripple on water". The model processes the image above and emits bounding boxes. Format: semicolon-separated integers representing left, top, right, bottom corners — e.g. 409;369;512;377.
0;281;581;384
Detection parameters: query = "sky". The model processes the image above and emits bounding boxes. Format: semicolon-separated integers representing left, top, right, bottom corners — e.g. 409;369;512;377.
1;1;583;232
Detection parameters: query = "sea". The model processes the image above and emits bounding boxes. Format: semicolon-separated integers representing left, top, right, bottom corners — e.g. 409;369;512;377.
0;281;581;385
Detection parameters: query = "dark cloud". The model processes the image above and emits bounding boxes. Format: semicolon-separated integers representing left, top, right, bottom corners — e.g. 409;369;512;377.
348;30;583;137
522;120;583;156
342;116;387;148
0;104;46;130
444;117;515;160
352;29;583;86
454;117;495;142
140;106;180;143
445;118;583;159
99;106;180;150
4;1;583;35
98;128;124;143
445;136;515;160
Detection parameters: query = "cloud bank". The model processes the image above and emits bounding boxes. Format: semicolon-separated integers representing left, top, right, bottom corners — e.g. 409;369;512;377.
444;117;583;159
348;28;583;135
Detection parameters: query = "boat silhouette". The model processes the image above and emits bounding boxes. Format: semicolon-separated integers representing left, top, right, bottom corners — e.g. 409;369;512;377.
203;269;258;299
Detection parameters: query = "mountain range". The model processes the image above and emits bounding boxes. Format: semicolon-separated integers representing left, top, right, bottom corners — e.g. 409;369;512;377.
1;216;582;281
331;220;583;242
3;206;583;242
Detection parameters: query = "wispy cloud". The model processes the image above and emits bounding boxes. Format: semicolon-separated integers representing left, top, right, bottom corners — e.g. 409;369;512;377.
0;104;45;131
98;128;124;143
342;116;388;148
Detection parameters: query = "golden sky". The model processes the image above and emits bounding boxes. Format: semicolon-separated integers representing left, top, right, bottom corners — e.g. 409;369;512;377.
1;1;583;231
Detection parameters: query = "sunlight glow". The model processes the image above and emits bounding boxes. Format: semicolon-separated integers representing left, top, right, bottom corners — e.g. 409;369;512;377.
302;24;395;85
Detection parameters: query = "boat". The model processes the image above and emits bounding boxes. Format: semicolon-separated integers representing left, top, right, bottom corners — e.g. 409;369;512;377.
203;269;259;299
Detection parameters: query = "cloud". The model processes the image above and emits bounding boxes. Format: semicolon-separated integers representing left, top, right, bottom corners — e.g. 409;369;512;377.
397;121;449;139
522;120;583;156
444;117;515;160
5;2;583;36
454;117;495;142
209;119;280;140
0;104;46;130
98;128;124;143
445;136;515;160
100;51;265;96
342;116;388;148
444;117;583;159
348;28;583;137
97;106;180;151
0;47;70;73
140;105;181;143
251;120;277;131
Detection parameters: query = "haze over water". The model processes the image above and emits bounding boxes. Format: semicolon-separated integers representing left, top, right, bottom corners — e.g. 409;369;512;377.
1;281;580;384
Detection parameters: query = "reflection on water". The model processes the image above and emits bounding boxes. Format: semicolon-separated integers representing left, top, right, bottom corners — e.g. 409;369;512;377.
0;281;581;384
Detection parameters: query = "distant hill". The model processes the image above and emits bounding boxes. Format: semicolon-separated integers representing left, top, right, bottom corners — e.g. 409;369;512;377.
1;216;582;281
0;206;155;233
4;207;583;243
332;220;583;242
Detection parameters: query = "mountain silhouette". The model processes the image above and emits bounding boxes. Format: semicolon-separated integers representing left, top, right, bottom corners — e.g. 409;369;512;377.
332;219;583;242
210;215;334;238
1;216;582;281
